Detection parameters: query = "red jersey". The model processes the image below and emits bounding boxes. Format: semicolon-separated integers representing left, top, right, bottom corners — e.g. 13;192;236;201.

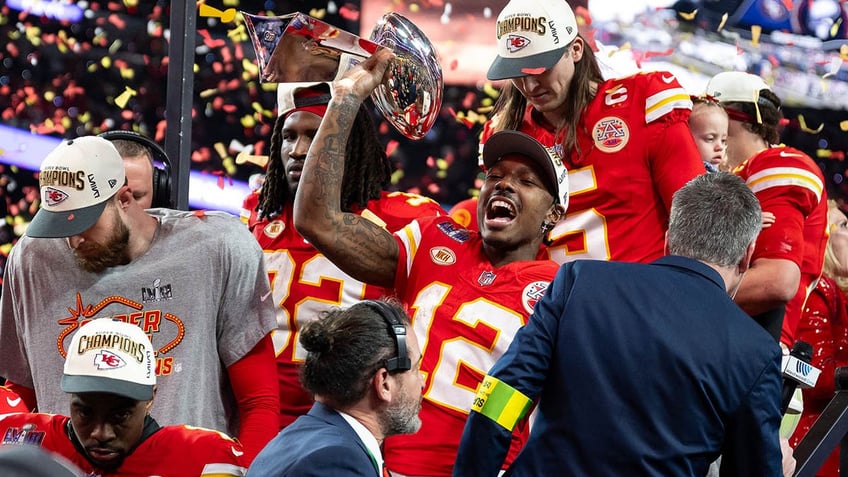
790;275;848;477
733;146;828;345
448;197;478;230
0;413;246;476
383;216;559;476
0;386;27;414
481;71;704;264
241;191;444;429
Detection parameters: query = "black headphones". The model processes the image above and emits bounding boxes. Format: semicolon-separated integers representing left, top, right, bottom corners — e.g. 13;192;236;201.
361;300;411;372
97;130;173;208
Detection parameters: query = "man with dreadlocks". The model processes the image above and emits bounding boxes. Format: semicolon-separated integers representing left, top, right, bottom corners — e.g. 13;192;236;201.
240;82;444;430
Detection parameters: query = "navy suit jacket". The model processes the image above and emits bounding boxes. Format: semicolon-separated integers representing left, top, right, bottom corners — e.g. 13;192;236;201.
454;256;784;477
247;402;380;477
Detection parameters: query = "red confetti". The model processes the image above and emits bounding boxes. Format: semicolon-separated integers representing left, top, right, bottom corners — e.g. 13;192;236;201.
644;48;673;59
339;3;360;21
450;59;458;71
386;140;400;157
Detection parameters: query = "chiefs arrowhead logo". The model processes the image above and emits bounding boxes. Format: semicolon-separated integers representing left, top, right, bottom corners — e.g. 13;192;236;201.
93;350;126;370
506;34;531;53
43;187;69;207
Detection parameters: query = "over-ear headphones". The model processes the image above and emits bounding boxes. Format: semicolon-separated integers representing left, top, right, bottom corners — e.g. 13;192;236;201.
98;130;173;208
361;300;411;372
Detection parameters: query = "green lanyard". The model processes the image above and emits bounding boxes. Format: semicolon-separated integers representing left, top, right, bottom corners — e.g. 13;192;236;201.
364;446;381;476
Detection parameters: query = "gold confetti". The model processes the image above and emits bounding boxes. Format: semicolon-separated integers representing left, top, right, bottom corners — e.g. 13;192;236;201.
308;8;327;19
840;120;848;131
832;18;843;38
751;25;761;46
798;115;824;134
718;13;728;32
235;151;269;168
679;9;697;21
199;5;237;23
114;86;138;109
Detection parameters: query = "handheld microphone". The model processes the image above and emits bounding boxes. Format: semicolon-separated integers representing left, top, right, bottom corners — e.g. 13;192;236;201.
780;340;820;415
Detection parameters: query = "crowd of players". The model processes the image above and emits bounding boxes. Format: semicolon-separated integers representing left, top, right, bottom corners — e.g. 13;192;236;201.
0;0;844;475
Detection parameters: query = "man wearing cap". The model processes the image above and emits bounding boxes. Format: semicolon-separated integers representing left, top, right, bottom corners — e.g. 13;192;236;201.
0;136;279;463
455;172;785;476
293;49;566;476
240;82;444;430
705;71;828;348
467;0;704;265
0;318;248;476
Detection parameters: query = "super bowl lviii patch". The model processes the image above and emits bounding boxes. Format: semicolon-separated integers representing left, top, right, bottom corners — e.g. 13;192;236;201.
592;116;629;153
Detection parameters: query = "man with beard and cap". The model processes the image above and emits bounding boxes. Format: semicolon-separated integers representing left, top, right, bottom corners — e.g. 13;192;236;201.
0;318;248;476
247;299;424;476
293;49;568;476
0;136;278;463
240;82;444;430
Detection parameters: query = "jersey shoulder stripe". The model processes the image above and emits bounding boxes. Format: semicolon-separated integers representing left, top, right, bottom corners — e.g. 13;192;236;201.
747;166;824;200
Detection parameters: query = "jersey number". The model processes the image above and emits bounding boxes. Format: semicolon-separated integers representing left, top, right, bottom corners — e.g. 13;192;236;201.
410;283;525;413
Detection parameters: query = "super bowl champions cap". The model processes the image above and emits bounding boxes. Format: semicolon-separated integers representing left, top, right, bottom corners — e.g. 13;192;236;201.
487;0;579;80
27;136;125;239
61;318;155;401
482;130;569;209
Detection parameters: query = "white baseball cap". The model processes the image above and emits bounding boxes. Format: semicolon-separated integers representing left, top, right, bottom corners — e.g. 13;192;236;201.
61;318;156;401
705;71;772;104
276;82;333;118
27;136;125;238
487;0;579;80
482;130;569;209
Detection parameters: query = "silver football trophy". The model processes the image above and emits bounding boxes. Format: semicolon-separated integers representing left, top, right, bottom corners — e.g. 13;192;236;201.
243;11;443;140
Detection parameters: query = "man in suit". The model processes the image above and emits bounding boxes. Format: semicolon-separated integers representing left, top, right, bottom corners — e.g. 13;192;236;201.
454;172;786;476
247;300;424;477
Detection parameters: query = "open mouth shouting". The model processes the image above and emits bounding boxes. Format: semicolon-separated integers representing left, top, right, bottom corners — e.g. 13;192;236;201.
484;196;517;229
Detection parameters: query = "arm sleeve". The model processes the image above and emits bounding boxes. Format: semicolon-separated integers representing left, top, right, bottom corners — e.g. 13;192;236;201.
719;351;784;477
641;72;705;212
453;265;567;477
226;334;280;465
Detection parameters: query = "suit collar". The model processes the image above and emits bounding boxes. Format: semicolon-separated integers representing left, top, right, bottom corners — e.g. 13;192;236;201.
654;255;725;291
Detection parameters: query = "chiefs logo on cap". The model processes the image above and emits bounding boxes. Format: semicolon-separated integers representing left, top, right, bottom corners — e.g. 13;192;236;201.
43;187;69;207
93;350;126;370
506;34;531;53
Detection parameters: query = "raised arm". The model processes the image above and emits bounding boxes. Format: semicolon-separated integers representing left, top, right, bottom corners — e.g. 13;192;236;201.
293;49;400;289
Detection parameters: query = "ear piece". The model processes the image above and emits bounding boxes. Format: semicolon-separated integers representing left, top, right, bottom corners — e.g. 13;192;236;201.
361;300;411;373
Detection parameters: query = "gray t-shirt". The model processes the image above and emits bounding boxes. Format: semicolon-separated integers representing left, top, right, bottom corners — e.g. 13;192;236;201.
0;208;276;436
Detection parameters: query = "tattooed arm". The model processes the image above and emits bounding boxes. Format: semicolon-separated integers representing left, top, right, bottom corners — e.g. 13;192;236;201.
293;49;399;289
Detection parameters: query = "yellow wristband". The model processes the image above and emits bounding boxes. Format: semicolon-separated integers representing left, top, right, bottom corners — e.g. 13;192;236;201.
471;375;532;431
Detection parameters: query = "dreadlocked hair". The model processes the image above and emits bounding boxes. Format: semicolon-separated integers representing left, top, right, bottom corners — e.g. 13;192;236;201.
487;35;603;158
256;103;392;220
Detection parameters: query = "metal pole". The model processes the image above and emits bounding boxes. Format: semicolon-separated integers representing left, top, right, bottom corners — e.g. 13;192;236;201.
164;0;196;210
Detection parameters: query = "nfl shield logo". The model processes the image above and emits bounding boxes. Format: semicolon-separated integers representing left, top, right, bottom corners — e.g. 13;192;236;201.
478;271;496;286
